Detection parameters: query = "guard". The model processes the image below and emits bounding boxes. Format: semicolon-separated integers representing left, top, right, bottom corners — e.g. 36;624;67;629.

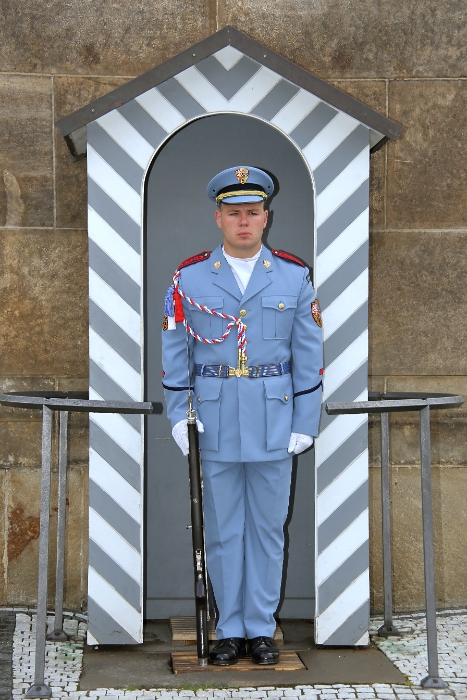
162;165;323;665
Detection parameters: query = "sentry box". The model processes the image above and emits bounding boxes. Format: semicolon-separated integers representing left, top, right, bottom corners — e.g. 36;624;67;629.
57;26;402;648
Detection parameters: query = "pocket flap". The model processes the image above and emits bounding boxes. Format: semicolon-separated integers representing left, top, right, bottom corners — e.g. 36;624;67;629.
262;295;298;311
191;296;224;312
263;376;292;403
196;379;223;403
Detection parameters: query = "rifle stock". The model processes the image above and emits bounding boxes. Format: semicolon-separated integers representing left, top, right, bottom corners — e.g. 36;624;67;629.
187;411;209;665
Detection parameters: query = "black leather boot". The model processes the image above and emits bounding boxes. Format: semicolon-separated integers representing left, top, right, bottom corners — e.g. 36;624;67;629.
209;637;247;665
249;636;280;665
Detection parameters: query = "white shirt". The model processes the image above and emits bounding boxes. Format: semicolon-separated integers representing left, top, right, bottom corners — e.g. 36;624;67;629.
222;246;262;294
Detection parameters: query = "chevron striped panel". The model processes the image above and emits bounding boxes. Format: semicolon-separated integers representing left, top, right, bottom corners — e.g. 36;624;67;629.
86;43;370;645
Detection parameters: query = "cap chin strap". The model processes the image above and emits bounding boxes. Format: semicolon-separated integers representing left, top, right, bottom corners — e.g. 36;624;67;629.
216;189;267;202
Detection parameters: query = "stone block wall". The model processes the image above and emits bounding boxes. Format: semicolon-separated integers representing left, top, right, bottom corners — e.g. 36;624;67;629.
0;0;466;612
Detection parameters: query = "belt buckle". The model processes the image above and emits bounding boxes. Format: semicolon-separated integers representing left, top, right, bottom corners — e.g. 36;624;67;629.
228;366;236;377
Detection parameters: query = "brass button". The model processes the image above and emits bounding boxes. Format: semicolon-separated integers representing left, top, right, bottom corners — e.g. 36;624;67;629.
284;395;289;401
243;324;247;329
240;309;247;317
278;302;285;310
197;397;200;403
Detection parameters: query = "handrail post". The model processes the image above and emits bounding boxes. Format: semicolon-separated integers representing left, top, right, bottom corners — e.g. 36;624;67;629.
47;410;69;642
378;411;400;637
25;406;53;699
419;405;447;689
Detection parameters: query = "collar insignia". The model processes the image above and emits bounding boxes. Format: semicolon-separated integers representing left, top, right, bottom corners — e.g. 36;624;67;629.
263;259;271;269
214;261;221;269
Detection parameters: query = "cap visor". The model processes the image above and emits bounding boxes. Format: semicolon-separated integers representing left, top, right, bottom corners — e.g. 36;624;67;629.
220;195;265;204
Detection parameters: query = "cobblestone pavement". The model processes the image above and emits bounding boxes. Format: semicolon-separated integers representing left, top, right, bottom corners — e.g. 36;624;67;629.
0;611;15;700
8;610;467;700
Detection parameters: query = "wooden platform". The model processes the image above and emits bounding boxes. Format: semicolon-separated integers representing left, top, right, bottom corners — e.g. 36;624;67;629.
170;616;283;645
171;650;305;674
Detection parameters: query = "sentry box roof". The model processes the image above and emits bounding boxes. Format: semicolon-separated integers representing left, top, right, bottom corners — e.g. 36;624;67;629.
56;25;402;160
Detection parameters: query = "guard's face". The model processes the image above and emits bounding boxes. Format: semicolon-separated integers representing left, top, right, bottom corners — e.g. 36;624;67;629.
215;202;268;258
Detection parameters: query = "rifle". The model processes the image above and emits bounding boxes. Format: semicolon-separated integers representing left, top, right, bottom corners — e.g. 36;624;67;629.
186;395;210;665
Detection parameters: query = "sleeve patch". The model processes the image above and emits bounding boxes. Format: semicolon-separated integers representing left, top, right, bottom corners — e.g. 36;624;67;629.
311;299;323;327
272;249;306;267
178;250;211;270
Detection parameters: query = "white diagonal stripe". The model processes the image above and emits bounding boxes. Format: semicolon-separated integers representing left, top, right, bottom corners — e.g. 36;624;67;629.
89;509;141;582
315;410;367;466
213;46;244;70
96;110;155;170
316;209;369;286
88;207;141;285
90;411;141;463
271;89;321;134
316;510;369;584
322;330;368;401
317;450;368;524
228;66;281;112
90;329;141;401
88;146;141;224
322;269;368;340
316;147;369;227
135;87;185;133
90;447;141;522
175;66;229;112
88;568;141;641
317;569;369;642
355;631;370;646
304;111;361;171
89;268;141;344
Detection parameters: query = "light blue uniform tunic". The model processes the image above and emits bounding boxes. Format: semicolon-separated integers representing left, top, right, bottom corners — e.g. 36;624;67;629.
162;243;323;638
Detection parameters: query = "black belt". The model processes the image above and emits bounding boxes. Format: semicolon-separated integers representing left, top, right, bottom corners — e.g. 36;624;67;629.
195;362;291;378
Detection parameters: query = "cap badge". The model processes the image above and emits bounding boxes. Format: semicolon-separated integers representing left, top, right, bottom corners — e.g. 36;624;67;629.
263;260;271;269
235;167;249;184
214;261;221;269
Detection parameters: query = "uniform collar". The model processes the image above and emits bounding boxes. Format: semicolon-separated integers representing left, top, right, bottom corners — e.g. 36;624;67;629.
210;244;242;301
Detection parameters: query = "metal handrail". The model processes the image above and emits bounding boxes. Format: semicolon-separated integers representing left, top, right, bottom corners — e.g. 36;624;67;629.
0;393;154;699
326;392;464;689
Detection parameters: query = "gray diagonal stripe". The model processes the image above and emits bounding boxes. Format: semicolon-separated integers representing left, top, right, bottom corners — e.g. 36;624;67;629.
158;79;205;119
118;100;167;150
87;122;144;193
318;482;368;553
324;302;368;366
90;360;141;432
317;541;369;612
87;598;137;644
90;421;141;492
90;300;141;372
319;244;368;309
317;180;369;255
317;423;367;494
314;125;369;195
89;239;140;313
88;179;140;253
197;55;260;100
320;362;368;432
289;102;337;149
89;539;141;612
323;600;370;646
90;480;140;552
252;80;300;120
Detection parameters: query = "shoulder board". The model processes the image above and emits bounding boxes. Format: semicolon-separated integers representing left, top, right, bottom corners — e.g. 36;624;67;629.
178;250;211;270
272;249;305;267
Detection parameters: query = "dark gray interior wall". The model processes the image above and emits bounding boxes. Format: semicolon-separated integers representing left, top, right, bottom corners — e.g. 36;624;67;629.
144;113;315;619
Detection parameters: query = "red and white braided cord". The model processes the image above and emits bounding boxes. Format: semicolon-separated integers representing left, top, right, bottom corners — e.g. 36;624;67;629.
173;270;246;353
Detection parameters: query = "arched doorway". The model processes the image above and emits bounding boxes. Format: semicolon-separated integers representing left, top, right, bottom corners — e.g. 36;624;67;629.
144;112;316;619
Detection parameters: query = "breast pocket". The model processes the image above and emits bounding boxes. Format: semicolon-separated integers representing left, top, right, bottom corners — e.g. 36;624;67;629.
191;296;225;339
262;295;298;339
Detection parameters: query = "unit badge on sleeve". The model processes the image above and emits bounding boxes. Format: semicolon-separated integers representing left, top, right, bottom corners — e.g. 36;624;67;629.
311;299;322;327
162;314;169;331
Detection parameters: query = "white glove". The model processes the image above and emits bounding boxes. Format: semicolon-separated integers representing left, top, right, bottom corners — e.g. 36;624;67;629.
288;432;314;455
172;419;205;456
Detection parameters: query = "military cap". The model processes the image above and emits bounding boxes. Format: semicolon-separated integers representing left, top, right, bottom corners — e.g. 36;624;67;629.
207;166;274;204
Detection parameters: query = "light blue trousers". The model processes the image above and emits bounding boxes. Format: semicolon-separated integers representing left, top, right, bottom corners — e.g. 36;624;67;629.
202;457;293;640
